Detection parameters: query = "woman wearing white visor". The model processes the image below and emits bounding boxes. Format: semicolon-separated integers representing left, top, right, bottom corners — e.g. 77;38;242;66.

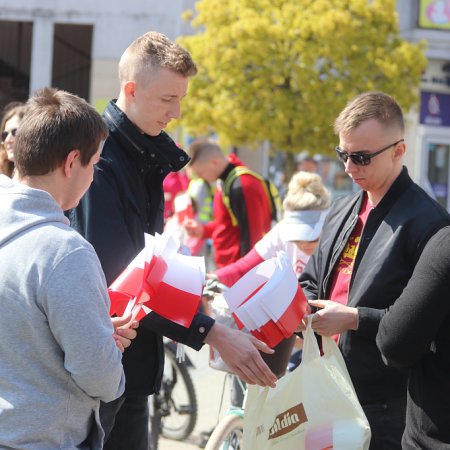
211;171;330;286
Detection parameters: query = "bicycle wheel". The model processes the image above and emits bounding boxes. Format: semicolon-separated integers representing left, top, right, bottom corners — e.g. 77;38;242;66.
148;395;160;450
205;414;244;450
160;344;198;440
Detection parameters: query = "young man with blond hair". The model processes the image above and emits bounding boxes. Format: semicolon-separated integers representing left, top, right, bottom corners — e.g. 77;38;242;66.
299;91;450;449
0;87;136;449
69;31;276;450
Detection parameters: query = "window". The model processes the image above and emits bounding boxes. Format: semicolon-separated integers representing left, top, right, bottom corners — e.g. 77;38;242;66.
0;21;32;110
52;23;93;101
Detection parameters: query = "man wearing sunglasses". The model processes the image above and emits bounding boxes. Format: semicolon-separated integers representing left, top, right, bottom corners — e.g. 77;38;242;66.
299;91;450;450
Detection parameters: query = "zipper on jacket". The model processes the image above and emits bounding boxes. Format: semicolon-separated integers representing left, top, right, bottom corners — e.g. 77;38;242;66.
322;210;358;296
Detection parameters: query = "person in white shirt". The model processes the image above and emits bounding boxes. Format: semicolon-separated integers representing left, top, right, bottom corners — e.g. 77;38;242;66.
211;170;330;286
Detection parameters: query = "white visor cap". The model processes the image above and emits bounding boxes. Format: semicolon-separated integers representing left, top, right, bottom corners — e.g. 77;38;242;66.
281;209;329;242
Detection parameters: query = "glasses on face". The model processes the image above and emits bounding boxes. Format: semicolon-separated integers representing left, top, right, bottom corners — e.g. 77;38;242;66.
335;139;404;166
1;128;18;143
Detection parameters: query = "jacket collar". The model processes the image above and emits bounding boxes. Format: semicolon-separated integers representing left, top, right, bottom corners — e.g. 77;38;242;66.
368;166;412;214
103;100;189;171
219;162;236;182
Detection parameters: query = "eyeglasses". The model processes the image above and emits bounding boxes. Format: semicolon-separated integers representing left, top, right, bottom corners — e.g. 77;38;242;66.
1;128;18;143
335;139;404;166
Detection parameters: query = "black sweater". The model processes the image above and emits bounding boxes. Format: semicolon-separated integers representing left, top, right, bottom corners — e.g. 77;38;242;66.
377;227;450;449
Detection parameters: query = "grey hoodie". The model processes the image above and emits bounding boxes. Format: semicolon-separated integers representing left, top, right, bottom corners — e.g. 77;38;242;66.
0;175;125;449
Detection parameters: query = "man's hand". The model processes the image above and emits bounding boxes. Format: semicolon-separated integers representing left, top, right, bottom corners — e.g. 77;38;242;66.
183;218;204;238
205;322;277;388
111;314;139;352
295;303;312;333
308;300;358;336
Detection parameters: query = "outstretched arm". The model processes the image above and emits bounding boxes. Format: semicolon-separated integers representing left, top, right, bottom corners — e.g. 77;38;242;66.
204;322;277;388
213;248;264;287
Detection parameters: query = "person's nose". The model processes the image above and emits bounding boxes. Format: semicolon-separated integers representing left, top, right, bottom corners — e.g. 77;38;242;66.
344;158;358;175
5;132;15;145
168;101;181;120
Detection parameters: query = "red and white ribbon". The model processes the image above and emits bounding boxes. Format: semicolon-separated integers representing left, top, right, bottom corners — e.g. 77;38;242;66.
108;232;204;328
224;252;308;348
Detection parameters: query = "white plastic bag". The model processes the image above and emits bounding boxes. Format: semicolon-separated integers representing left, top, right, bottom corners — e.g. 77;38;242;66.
243;319;371;450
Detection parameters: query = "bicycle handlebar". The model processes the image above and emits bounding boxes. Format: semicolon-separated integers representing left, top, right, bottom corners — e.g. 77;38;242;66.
202;278;228;300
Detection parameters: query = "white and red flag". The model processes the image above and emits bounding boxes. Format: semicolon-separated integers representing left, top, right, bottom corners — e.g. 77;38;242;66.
108;232;205;327
173;192;194;224
223;252;308;348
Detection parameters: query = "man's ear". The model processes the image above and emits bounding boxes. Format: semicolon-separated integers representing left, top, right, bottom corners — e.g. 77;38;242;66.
63;150;81;178
394;141;406;160
123;81;136;100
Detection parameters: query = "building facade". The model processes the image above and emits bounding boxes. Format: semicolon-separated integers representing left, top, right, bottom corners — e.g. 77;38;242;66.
0;0;196;110
1;1;450;207
398;0;450;208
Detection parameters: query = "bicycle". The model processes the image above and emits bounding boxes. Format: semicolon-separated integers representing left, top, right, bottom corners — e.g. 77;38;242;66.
201;282;246;450
148;340;198;450
203;282;298;450
204;373;245;450
147;278;228;450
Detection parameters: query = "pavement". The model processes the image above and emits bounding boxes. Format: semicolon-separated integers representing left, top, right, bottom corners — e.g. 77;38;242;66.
158;345;232;450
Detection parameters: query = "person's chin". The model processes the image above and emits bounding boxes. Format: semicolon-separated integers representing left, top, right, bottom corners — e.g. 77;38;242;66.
148;128;163;136
351;178;366;188
156;122;168;133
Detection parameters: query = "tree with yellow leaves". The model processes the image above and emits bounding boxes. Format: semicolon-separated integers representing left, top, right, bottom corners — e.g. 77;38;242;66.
178;0;426;154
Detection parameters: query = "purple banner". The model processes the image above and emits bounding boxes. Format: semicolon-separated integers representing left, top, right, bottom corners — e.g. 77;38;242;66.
420;91;450;127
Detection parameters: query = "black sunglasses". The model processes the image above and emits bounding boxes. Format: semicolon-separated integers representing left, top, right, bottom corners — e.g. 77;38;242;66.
1;128;18;143
335;139;404;166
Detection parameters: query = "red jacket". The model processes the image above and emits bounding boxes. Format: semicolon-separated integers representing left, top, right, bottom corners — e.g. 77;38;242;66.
203;154;272;268
162;171;189;220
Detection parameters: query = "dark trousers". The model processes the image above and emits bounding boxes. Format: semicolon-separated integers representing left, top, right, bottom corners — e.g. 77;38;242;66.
100;395;149;450
362;396;406;450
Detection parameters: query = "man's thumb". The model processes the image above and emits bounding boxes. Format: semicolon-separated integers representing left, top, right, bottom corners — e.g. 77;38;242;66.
113;313;133;329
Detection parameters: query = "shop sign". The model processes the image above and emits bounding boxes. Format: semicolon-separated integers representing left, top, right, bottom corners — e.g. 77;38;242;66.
419;0;450;29
420;91;450;126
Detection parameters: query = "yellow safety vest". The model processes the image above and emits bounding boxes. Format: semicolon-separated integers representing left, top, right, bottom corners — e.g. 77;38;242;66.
222;165;282;227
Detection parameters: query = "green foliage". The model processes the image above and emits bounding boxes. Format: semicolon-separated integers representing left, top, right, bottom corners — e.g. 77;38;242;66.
179;0;426;154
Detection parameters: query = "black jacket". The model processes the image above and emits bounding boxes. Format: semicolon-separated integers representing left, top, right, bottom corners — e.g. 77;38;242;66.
377;227;450;449
299;167;450;405
69;100;214;395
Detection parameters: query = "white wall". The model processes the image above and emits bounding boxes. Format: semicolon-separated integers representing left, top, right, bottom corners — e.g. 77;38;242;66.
0;0;195;107
0;0;192;56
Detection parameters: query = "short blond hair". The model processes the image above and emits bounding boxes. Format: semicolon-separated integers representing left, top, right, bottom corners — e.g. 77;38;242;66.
334;92;404;136
283;171;330;211
118;31;197;86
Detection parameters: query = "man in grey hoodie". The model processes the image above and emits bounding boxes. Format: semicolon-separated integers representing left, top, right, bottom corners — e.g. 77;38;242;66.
0;87;134;449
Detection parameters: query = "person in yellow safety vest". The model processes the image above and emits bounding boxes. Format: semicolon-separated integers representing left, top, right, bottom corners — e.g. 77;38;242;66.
185;176;215;257
184;139;276;269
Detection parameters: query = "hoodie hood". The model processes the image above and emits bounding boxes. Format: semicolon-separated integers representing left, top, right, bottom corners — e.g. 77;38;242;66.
0;175;69;247
227;153;245;167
